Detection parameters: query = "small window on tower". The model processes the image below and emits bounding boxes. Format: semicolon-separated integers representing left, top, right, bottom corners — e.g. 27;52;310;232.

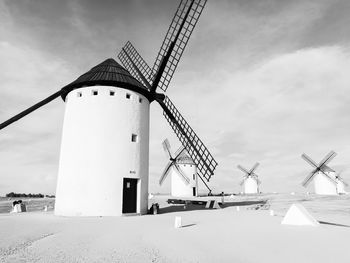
131;134;138;142
126;93;131;99
139;98;142;103
193;174;195;180
77;92;82;97
110;91;115;96
92;90;98;96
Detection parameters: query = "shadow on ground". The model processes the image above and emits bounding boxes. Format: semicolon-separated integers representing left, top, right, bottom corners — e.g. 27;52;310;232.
158;200;268;214
319;221;350;228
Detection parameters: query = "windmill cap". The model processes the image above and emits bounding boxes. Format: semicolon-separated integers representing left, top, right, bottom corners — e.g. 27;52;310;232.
61;58;149;100
177;151;195;165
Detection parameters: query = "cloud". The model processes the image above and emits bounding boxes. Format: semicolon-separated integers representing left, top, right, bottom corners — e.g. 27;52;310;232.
1;0;350;196
0;41;78;195
149;45;350;194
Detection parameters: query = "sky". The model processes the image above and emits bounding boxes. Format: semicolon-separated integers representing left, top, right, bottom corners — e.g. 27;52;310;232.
1;0;350;195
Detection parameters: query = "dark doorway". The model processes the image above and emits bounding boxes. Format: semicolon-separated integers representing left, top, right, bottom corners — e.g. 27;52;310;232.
122;178;138;213
193;187;196;196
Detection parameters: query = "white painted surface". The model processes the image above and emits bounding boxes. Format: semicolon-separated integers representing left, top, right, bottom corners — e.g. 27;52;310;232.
55;86;150;216
281;203;319;226
243;177;259;194
170;163;198;197
174;216;182;228
336;180;347;194
313;172;337;195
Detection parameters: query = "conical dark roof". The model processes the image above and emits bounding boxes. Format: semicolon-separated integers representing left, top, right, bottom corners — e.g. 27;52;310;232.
62;58;148;100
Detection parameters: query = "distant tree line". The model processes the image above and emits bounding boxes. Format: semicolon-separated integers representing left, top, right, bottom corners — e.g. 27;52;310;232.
5;192;55;198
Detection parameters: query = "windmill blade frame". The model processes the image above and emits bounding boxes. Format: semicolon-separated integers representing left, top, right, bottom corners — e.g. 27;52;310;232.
239;178;245;186
158;95;217;182
249;162;260;174
174;145;186;159
337;176;349;187
256;178;262;185
162;138;173;159
118;41;153;88
174;163;191;185
319;151;337;167
237;165;250;175
301;153;318;169
0;89;67;131
151;0;207;92
302;169;318;187
320;165;335;173
319;170;338;185
159;161;174;185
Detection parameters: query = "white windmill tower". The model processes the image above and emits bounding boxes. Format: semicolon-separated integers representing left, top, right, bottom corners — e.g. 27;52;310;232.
301;151;348;195
0;0;217;216
237;163;261;194
159;139;198;197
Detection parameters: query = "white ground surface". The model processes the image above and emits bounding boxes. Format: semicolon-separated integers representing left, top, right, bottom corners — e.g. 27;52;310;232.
1;194;350;263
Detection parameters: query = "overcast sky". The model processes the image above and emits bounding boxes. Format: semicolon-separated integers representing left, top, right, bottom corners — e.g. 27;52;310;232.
1;0;350;195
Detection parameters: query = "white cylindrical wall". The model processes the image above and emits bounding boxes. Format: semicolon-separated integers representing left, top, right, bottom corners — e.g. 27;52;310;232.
170;164;198;197
336;180;346;194
55;86;150;216
243;177;258;194
313;172;337;195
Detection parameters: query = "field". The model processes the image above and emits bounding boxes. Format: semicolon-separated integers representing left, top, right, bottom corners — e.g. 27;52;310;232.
0;193;349;263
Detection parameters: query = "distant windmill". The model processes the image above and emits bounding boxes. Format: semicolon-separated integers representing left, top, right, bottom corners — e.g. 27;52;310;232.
159;139;198;197
0;0;217;216
301;151;348;195
237;163;261;194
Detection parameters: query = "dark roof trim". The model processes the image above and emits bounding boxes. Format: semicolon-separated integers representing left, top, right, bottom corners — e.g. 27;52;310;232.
60;58;152;102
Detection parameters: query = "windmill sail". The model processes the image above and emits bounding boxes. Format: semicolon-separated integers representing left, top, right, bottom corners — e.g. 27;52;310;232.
116;0;216;185
158;96;217;181
301;151;338;186
301;153;318;168
249;162;260;174
159;161;173;185
118;41;153;88
162;138;173;159
318;151;337;167
151;0;207;92
0;89;66;131
174;163;191;184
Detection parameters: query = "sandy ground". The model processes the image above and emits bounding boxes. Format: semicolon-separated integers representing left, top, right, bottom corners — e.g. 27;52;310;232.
0;194;350;263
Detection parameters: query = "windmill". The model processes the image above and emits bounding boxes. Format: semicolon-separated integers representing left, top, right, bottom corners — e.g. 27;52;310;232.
237;163;261;194
301;151;348;195
159;139;198;197
159;139;213;196
0;0;217;216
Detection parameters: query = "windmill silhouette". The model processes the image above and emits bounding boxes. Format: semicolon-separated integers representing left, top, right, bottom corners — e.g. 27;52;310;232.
159;139;199;197
0;0;217;216
301;151;348;195
237;162;261;194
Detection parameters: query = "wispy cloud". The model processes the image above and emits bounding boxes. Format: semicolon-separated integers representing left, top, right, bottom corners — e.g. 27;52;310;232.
1;0;350;195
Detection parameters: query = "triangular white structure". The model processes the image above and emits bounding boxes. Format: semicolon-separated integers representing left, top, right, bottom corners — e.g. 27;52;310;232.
281;203;319;226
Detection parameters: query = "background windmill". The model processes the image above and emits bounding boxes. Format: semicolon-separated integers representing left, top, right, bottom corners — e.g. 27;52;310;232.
0;0;217;216
159;139;198;197
237;163;261;194
301;151;348;195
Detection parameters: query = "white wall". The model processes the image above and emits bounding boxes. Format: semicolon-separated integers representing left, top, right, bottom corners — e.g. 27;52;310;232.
336;180;346;194
243;177;258;194
55;86;150;216
170;163;197;197
313;172;338;195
